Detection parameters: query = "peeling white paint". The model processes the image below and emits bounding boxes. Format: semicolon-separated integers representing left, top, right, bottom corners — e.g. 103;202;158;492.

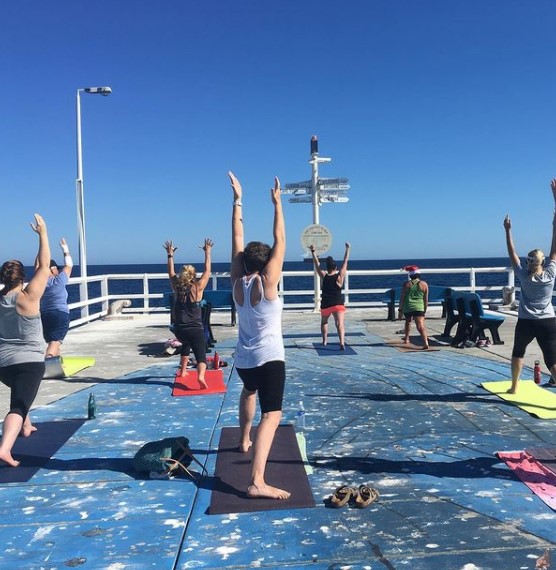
30;525;56;543
164;519;185;529
215;546;239;560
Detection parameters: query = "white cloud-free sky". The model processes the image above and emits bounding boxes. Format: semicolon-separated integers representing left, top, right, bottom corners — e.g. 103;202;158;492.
2;1;556;266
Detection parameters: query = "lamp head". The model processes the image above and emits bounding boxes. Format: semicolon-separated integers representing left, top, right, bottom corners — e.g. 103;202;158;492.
84;87;112;96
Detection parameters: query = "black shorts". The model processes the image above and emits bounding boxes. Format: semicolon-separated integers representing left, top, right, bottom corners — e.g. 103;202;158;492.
41;310;70;343
236;360;286;414
0;361;45;418
404;311;425;319
512;317;556;367
173;325;207;364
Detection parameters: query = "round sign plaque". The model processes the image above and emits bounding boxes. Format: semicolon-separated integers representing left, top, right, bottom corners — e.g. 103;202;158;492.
300;224;332;255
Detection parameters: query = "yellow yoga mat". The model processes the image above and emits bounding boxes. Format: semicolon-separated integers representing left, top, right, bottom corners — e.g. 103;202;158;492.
61;356;95;377
481;380;556;419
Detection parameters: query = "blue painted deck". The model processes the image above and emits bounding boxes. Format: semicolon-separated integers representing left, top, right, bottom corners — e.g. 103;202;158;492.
1;316;555;569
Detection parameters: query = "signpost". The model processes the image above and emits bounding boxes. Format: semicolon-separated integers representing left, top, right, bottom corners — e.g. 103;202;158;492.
283;136;350;311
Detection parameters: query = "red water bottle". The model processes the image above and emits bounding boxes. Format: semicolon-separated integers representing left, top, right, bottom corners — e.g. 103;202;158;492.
213;351;219;370
534;360;541;384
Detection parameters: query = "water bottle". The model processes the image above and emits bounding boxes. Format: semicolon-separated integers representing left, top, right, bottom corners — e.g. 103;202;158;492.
296;401;306;429
88;393;96;419
213;351;220;370
534;360;542;385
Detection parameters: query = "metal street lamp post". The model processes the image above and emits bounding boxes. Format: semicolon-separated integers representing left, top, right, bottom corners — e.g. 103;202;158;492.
76;86;112;318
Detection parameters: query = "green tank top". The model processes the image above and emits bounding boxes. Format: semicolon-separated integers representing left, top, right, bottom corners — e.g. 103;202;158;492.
403;279;425;313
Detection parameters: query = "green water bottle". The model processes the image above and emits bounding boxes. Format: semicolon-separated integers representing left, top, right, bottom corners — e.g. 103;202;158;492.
88;393;96;419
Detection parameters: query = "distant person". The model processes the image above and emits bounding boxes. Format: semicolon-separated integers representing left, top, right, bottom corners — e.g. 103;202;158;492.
504;178;556;394
36;238;73;358
229;170;290;501
309;242;351;349
0;214;51;467
164;238;213;388
398;266;429;349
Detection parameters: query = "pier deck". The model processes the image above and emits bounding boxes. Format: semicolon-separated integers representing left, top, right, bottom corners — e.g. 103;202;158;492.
0;307;554;569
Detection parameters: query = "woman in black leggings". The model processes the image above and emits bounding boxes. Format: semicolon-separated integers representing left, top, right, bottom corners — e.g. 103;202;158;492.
0;214;51;467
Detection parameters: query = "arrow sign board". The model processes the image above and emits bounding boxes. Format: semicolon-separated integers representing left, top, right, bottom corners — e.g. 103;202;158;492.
289;196;313;203
319;183;350;191
318;177;348;185
300;224;332;255
283;180;312;194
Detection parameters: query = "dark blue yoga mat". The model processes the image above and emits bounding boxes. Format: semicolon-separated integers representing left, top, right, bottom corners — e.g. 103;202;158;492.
0;419;86;483
312;342;357;356
208;424;315;515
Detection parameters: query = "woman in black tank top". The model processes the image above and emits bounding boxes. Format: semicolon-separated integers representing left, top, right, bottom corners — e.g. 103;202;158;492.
310;242;351;349
164;238;213;388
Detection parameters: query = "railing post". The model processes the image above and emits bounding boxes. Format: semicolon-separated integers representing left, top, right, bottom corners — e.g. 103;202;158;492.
344;272;350;306
143;274;149;313
101;276;109;314
470;268;476;292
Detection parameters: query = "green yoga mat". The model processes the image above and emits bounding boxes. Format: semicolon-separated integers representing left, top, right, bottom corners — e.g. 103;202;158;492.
481;380;556;419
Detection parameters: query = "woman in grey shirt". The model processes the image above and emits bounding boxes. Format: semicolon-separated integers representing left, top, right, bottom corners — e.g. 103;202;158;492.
504;178;556;393
0;214;51;467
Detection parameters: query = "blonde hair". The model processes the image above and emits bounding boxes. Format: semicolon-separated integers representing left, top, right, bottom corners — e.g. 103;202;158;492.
526;249;545;275
176;265;197;290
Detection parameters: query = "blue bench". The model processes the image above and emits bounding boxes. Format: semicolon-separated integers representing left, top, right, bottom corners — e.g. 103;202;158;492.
447;291;505;346
384;285;450;321
203;290;236;326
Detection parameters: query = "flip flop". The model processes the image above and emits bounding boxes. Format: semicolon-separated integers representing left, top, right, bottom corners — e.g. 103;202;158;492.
329;485;354;508
354;485;379;508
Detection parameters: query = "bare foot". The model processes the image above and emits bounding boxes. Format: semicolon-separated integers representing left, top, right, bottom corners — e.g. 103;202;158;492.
20;425;37;437
178;369;187;378
238;440;252;453
339;344;345;351
0;451;20;467
507;388;516;394
422;345;430;350
402;339;410;344
247;483;290;500
198;377;208;389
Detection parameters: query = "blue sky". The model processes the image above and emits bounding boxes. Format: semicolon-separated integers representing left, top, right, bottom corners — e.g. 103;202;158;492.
2;1;556;266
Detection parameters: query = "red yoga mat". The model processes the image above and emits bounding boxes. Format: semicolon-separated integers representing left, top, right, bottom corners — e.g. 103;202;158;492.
172;368;227;396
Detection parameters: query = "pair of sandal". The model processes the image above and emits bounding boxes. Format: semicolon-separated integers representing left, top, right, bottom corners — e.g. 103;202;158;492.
329;484;379;508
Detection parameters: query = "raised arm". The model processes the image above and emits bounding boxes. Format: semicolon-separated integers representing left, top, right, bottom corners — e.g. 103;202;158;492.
309;245;326;279
163;240;178;290
60;238;73;276
229;171;245;283
196;238;213;290
503;215;520;268
261;177;285;286
336;242;351;286
18;214;51;314
550;178;556;261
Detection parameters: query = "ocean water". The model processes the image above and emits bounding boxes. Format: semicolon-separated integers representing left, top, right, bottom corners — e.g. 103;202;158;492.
55;257;511;317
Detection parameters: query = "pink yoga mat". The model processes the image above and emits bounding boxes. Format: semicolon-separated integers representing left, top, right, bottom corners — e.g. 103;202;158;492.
497;450;556;511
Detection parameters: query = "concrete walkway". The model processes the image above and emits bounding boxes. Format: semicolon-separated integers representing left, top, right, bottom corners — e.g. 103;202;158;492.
0;308;555;569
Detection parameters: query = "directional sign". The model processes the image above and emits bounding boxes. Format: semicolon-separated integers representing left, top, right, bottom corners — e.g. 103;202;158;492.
319;183;350;191
283;180;312;194
300;224;332;255
289;196;312;203
320;195;349;203
318;177;348;185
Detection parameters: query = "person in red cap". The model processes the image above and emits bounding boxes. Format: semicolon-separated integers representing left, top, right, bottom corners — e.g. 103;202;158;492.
398;267;429;349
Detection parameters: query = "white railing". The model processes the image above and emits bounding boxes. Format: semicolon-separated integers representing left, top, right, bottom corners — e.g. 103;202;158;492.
66;266;516;328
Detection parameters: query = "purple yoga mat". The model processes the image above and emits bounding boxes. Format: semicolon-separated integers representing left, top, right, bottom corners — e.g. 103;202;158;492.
208;424;315;515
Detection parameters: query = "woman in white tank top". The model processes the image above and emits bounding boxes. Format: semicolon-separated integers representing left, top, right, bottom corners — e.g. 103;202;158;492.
229;170;290;501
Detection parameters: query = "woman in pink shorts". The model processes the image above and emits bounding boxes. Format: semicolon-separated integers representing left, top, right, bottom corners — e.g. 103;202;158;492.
309;242;351;350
